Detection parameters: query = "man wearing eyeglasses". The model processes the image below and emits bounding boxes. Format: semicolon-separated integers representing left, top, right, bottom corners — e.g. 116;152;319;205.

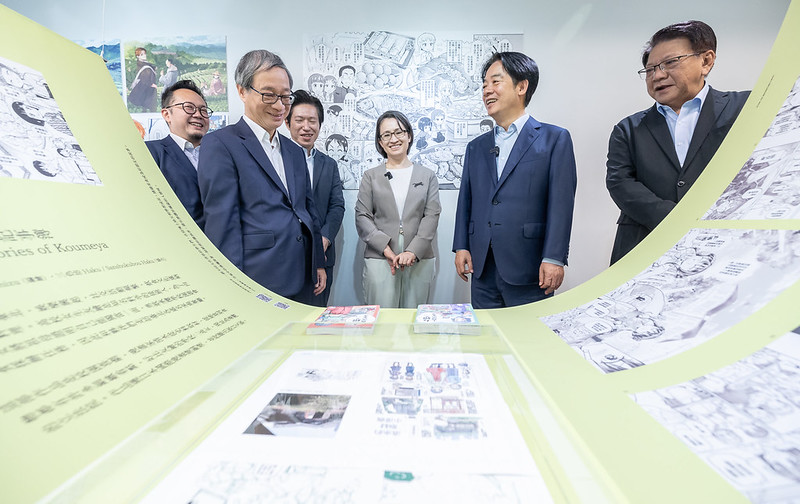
146;79;210;228
198;50;326;305
606;20;749;265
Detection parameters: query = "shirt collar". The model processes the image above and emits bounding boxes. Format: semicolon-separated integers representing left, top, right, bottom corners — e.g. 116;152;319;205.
242;114;279;147
168;132;197;151
494;113;530;137
657;82;710;117
291;138;316;159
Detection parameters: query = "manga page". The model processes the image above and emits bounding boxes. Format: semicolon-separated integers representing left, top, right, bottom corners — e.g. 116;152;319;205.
541;228;800;373
632;331;800;503
302;32;521;190
0;56;100;185
704;74;800;220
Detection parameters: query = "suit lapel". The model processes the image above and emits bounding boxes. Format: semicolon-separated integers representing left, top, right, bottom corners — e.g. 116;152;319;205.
312;151;322;193
162;137;197;175
683;87;725;171
475;132;497;190
379;165;401;222
496;117;539;193
643;106;681;171
235;119;291;201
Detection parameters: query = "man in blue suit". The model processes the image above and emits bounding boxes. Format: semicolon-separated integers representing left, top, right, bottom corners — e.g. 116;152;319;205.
198;50;326;304
286;90;345;306
146;79;210;228
453;52;577;308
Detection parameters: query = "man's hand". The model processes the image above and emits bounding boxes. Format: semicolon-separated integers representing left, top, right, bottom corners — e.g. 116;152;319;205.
455;249;473;282
322;236;331;252
539;262;564;295
313;268;327;296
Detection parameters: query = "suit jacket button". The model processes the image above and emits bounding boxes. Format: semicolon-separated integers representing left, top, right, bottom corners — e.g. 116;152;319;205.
296;235;303;241
677;180;686;187
492;200;499;205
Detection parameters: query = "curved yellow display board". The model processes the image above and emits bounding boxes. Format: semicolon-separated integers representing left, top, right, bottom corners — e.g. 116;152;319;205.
1;3;799;503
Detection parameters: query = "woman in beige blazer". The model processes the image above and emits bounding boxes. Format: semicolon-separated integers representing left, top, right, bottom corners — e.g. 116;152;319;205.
355;110;441;308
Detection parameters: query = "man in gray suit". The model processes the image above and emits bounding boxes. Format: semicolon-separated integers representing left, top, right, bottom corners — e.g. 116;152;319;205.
286;90;345;306
606;20;749;264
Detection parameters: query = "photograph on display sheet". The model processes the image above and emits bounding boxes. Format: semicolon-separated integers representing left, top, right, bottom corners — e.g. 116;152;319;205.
0;55;101;185
541;228;800;373
303;31;521;190
244;393;351;438
704;74;800;221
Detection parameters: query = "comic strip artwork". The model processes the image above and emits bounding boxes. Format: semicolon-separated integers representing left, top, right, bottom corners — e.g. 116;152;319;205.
303;32;522;190
123;36;229;140
375;359;485;440
541;229;800;373
0;56;101;185
704;74;800;220
632;331;800;503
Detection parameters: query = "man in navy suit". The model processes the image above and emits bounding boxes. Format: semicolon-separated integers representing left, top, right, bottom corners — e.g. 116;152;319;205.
146;80;210;228
606;21;749;264
285;90;344;306
198;50;326;304
453;52;577;309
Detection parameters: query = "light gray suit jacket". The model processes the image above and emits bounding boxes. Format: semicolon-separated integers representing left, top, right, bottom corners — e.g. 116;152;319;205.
355;163;441;260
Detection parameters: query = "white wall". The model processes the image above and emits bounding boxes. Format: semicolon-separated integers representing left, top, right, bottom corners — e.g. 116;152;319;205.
5;0;790;305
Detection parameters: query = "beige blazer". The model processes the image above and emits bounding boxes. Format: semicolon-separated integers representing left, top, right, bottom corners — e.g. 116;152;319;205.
355;163;441;260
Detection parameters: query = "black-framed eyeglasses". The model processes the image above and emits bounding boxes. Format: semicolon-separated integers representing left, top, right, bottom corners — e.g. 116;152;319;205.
164;102;212;118
638;52;702;80
379;129;408;142
248;86;296;105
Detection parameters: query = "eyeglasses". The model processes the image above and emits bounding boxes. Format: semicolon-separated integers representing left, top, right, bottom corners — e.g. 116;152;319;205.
379;129;408;142
164;102;213;118
249;86;296;105
638;52;701;80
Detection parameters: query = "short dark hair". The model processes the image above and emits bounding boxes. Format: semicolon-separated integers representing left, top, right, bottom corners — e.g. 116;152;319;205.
481;52;539;107
374;110;414;158
161;79;206;108
642;21;717;67
338;65;356;77
287;89;324;125
325;134;348;153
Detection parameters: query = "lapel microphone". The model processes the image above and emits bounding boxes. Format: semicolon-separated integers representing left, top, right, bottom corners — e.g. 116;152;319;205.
384;171;393;180
490;146;500;157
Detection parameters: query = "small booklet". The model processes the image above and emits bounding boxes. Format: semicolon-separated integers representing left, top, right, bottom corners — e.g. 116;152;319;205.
306;305;380;334
413;303;481;335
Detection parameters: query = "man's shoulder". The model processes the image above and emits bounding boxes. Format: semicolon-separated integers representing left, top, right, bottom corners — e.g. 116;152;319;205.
466;130;493;148
708;87;751;109
204;122;240;142
314;150;337;167
145;136;169;155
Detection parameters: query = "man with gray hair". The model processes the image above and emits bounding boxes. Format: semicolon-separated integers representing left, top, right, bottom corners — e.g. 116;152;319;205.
198;50;327;304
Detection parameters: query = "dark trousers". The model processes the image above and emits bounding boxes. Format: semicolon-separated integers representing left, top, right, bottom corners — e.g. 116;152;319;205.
471;246;551;309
